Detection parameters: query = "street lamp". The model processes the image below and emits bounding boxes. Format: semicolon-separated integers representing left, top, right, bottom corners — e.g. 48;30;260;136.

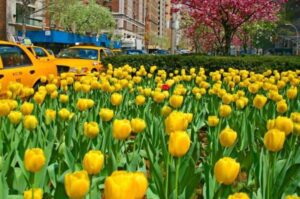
285;23;299;55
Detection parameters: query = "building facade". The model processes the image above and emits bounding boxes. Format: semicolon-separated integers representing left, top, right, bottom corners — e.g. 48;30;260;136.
3;0;46;41
98;0;146;49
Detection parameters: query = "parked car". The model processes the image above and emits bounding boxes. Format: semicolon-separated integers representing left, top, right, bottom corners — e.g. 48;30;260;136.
55;45;113;74
123;49;147;55
112;49;122;55
0;40;58;96
151;49;170;55
26;45;56;61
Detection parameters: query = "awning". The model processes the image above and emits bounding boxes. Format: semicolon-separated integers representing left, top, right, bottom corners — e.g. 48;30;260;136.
19;30;115;47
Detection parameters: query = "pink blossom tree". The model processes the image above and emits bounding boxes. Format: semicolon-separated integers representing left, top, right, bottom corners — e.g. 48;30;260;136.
172;0;287;54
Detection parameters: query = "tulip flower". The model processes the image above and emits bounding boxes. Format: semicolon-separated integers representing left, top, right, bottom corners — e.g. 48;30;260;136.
20;102;34;115
253;94;267;109
83;150;104;175
168;131;191;157
214;157;240;185
64;170;90;199
219;104;232;118
24;148;46;173
112;119;132;140
169;95;184;108
131;118;146;133
275;116;294;136
208;116;219;127
84;122;99;138
23;115;38;131
23;188;43;199
165;111;189;134
99;108;114;122
135;95;146;106
219;127;237;147
264;129;286;152
111;93;123;106
8;111;22;125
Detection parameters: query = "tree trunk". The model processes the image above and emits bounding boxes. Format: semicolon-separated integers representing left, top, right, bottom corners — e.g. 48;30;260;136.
224;31;232;55
222;24;234;55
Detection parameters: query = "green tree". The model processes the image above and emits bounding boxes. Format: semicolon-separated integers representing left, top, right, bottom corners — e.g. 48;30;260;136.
50;0;116;35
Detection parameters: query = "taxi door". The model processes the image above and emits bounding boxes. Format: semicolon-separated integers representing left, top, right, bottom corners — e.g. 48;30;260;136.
0;45;23;94
0;45;38;90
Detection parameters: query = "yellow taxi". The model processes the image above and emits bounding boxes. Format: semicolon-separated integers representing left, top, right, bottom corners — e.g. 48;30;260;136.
54;45;113;74
26;45;56;61
0;40;58;96
112;49;122;55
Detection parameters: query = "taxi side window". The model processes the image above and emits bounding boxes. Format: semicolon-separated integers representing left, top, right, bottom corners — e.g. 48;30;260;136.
0;45;32;69
34;47;47;57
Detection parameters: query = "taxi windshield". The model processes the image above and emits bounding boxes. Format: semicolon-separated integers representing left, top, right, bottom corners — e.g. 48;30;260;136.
57;48;98;60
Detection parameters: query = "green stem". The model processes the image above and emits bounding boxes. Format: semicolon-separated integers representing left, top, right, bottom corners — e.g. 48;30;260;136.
175;158;180;199
89;175;93;199
165;154;170;199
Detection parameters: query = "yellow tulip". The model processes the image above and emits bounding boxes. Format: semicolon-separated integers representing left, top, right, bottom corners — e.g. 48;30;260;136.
293;123;300;135
86;99;94;109
219;127;237;147
219;104;232;118
23;115;38;131
168;131;191;157
84;122;99;138
214;157;240;185
8;111;22;125
287;87;297;99
64;170;90;199
291;112;300;123
276;100;288;114
132;172;148;198
113;119;132;140
111;93;123;106
152;91;165;103
131;118;146;133
253;94;267;109
228;192;250;199
165;111;189;134
83;150;104;175
24;148;46;173
45;109;56;124
275;116;294;136
99;108;114;122
23;188;43;199
169;95;184;108
161;106;172;117
59;94;69;103
20;102;34;115
185;113;193;123
45;83;57;93
33;92;45;105
135;95;146;106
104;171;136;199
236;98;246;109
76;99;88;111
58;108;72;121
50;91;58;99
264;129;286;152
208;116;219;127
222;93;233;104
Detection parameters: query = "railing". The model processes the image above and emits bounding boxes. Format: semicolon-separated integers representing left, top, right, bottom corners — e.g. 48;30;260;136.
15;15;43;27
